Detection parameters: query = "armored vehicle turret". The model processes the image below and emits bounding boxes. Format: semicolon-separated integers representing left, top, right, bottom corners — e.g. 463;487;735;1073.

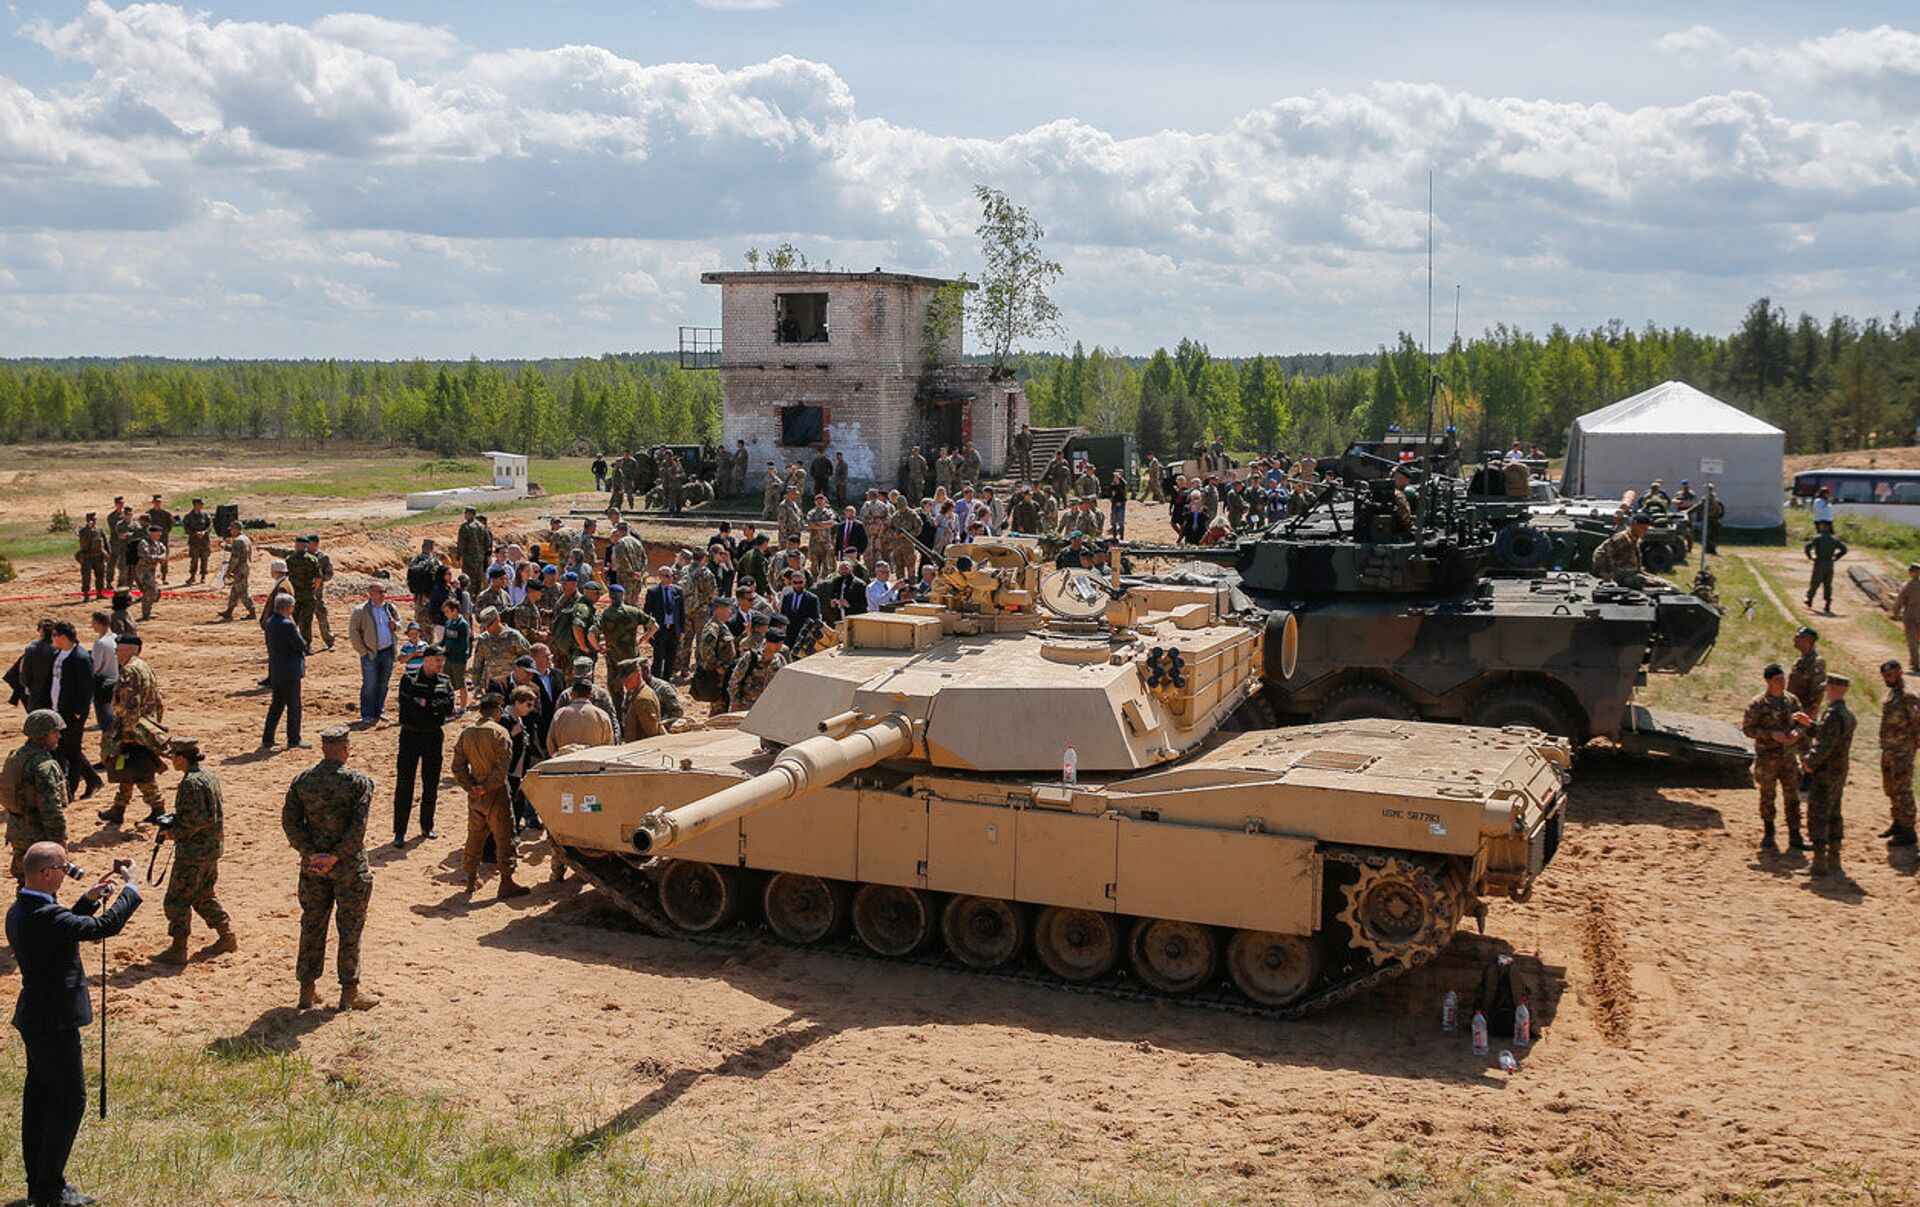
525;538;1570;1014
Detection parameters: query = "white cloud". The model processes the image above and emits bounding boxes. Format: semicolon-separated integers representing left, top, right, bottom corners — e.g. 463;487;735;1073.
1733;25;1920;112
0;4;1916;356
1656;25;1729;56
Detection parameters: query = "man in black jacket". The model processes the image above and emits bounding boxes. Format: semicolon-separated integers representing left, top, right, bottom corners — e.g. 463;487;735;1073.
261;594;307;751
44;623;100;800
392;644;455;847
7;842;142;1207
642;571;685;683
4;620;56;713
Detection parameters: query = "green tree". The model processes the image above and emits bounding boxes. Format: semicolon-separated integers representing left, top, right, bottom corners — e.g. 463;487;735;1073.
971;184;1064;376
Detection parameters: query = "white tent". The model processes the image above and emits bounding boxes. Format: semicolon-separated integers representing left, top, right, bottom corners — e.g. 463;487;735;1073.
1562;381;1784;529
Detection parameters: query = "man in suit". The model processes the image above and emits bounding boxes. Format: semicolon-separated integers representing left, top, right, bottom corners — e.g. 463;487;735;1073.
44;623;100;800
8;842;142;1207
642;569;685;683
833;506;868;562
777;569;822;641
262;593;308;751
4;620;56;713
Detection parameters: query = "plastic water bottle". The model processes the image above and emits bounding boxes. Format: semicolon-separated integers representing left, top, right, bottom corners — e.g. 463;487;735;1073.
1512;1002;1531;1048
1441;989;1458;1032
1470;1010;1489;1056
1062;746;1077;786
1497;1049;1518;1073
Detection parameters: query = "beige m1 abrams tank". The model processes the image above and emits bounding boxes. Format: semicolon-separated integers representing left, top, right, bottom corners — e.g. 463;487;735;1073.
525;538;1570;1015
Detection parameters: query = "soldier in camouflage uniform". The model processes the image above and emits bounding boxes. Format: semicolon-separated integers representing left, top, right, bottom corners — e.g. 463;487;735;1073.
728;624;788;711
6;711;68;881
570;657;623;742
1877;660;1920;848
615;660;665;739
803;495;836;576
107;498;135;589
1590;515;1652;589
181;498;214;584
134;523;168;621
762;466;784;521
695;599;739;709
153;738;236;963
545;574;589;667
98;634;166;826
680;548;718;679
608;522;648;592
1802;675;1855;877
285;534;321;645
590;583;653;716
474;564;513;622
469;607;532;696
145;494;174;583
456;507;490;591
1788;628;1826;726
282;726;377;1011
905;447;929;503
1741;663;1805;853
217;525;256;620
1803;524;1848;613
75;512;109;599
452;697;527;899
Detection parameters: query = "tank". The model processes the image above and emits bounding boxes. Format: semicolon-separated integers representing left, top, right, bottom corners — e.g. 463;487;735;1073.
1133;474;1734;760
525;537;1571;1015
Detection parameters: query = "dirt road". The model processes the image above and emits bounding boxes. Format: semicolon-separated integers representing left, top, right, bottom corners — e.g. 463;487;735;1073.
1;476;1916;1201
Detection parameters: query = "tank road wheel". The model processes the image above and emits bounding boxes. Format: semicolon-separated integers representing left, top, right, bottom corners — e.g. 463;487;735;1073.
1032;907;1122;983
851;884;936;957
1642;539;1680;574
1220;690;1279;734
1311;682;1417;725
1335;856;1462;966
657;861;747;934
762;873;852;945
1225;930;1320;1007
1127;918;1221;995
1465;685;1578;741
941;895;1028;970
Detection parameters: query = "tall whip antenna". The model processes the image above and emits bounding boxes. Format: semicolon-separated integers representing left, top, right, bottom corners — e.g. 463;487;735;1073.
1419;169;1439;526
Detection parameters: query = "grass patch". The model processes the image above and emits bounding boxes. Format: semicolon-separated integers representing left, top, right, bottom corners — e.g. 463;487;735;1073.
1785;506;1920;564
1637;554;1799;720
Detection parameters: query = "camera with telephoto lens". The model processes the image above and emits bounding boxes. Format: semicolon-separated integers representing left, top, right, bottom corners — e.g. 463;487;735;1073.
61;862;84;881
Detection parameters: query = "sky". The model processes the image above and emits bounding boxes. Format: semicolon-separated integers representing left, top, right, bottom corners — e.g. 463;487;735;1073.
1;1;1916;359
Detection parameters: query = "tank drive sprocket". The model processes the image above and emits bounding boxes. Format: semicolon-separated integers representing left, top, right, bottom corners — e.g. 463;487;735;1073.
1335;854;1464;966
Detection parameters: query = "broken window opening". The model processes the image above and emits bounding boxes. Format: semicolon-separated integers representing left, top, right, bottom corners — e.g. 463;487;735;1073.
775;293;829;344
779;403;827;447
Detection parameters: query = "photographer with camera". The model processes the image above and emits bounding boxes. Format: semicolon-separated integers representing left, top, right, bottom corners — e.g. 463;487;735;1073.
6;842;141;1207
151;738;235;965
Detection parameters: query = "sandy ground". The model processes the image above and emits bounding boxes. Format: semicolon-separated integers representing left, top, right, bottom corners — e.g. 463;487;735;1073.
1;461;1918;1202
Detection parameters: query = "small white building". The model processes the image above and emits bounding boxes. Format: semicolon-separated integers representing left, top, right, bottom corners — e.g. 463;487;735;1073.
1562;381;1785;530
404;450;531;512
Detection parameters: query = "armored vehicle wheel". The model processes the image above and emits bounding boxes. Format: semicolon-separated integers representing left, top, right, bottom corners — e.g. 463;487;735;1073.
762;873;851;945
941;895;1028;970
852;884;935;956
1336;856;1460;965
1032;907;1122;983
1493;523;1554;570
658;861;747;934
1312;682;1416;724
1465;685;1577;740
1225;930;1320;1006
1128;918;1220;994
1220;690;1278;733
1642;540;1680;574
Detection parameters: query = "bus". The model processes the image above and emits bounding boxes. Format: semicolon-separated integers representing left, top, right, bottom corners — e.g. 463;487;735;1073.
1791;468;1920;526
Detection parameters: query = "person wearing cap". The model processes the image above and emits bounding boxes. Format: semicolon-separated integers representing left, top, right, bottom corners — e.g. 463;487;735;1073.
261;593;308;753
1741;662;1807;854
451;695;528;900
607;522;647;592
474;562;514;625
180;497;213;584
309;533;339;650
106;496;134;591
727;622;787;712
469;606;531;702
548;679;616;752
6;711;68;881
392;643;455;848
589;582;653;717
282;725;378;1011
152;738;236;964
614;659;664;740
99;633;166;827
1590;514;1652;589
1802;522;1848;614
568;656;622;740
215;516;256;621
1809;483;1833;527
284;533;322;645
438;598;472;709
1787;628;1827;737
1894;563;1920;672
74;511;109;600
456;507;490;592
693;599;738;708
349;583;403;726
133;522;168;621
1877;661;1920;849
143;493;174;583
1802;674;1856;877
546;572;586;666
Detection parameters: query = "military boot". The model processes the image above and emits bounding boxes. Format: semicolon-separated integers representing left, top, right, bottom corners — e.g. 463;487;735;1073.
1786;827;1811;852
297;980;318;1010
464;872;478;894
337;984;379;1012
153;936;190;965
1890;826;1918;848
497;876;530;900
96;805;125;826
1758;820;1777;853
210;926;239;954
1809;846;1829;877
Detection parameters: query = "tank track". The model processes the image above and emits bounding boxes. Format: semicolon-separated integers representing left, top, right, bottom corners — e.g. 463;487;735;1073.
560;846;1437;1021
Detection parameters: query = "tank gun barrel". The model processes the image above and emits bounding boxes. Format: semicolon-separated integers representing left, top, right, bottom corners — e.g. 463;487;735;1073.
631;714;916;856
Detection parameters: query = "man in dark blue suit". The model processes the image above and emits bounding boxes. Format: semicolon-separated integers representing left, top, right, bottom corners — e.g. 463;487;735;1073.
7;841;142;1207
44;623;100;800
642;570;685;683
777;568;822;635
262;593;308;751
832;507;868;561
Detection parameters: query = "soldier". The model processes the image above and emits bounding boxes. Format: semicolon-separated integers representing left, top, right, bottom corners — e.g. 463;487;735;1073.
106;496;133;589
216;519;256;621
1801;674;1855;877
1802;523;1848;614
762;465;784;520
99;634;166;827
1878;660;1920;848
75;512;109;600
1741;663;1805;853
776;488;804;549
607;522;648;591
570;656;623;742
144;493;174;583
474;564;513;622
1590;515;1652;589
1141;453;1164;502
614;659;664;739
589;583;652;716
728;623;787;712
309;532;338;650
405;538;444;629
181;498;213;584
5;711;67;881
832;451;849;508
1787;628;1826;734
1643;480;1670;512
961;443;983;486
1387;467;1416;538
694;599;739;708
452;696;527;899
152;738;236;963
905;446;929;502
545;573;586;667
283;725;377;1011
456;507;490;589
804;494;836;577
469;606;532;697
1896;563;1920;672
285;534;321;645
1008;487;1042;536
134;523;167;621
681;547;718;679
1013;424;1033;484
732;442;750;498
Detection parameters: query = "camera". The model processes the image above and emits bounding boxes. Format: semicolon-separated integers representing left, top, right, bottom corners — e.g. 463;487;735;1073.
155;814;178;832
61;862;84;881
112;859;133;877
